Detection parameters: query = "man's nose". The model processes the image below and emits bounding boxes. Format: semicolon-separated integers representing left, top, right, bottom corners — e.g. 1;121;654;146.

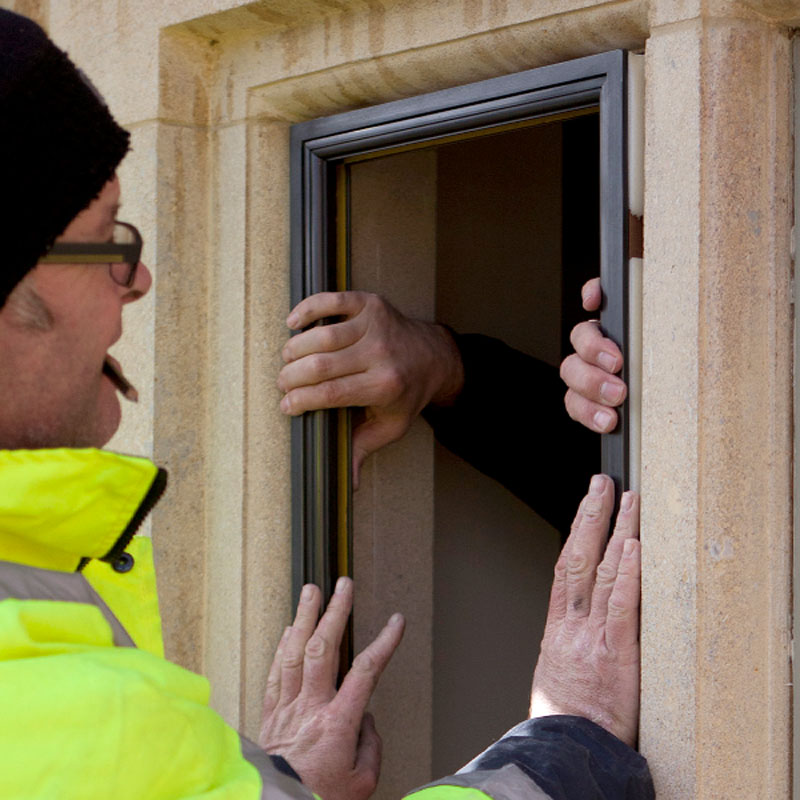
122;261;152;304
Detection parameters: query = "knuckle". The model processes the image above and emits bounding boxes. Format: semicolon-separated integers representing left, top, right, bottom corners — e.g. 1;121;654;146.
566;552;591;578
581;495;604;522
305;633;329;660
607;597;633;620
364;291;388;310
362;292;385;317
351;649;377;677
320;381;342;406
595;561;617;586
380;366;404;396
278;367;296;393
332;292;350;313
281;649;305;670
569;321;589;347
282;393;299;415
320;706;348;732
309;353;332;380
563;390;580;420
319;326;340;350
370;336;391;362
572;321;600;352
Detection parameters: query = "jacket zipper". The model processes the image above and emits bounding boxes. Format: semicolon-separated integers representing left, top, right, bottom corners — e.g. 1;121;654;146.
76;467;168;572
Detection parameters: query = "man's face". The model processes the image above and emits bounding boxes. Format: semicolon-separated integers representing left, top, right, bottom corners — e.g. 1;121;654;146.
0;175;152;449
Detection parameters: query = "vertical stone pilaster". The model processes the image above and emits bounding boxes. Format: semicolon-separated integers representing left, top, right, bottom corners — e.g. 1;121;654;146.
239;115;294;737
204;119;248;727
150;117;213;674
640;20;702;796
641;14;793;798
149;30;216;676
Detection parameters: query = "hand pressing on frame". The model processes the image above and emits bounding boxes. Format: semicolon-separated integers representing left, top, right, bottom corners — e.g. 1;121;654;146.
260;577;405;800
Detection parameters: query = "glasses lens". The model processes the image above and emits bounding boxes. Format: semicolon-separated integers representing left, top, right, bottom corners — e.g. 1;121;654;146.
109;262;136;287
112;223;137;246
109;222;141;287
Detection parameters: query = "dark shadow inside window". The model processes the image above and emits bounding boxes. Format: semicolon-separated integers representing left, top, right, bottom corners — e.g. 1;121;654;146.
346;113;601;774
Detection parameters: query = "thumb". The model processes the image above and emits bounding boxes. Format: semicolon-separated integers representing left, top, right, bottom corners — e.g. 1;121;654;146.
352;417;408;487
354;712;382;789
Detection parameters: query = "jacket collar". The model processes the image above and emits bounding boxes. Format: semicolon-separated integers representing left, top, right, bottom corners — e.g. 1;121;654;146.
0;448;167;572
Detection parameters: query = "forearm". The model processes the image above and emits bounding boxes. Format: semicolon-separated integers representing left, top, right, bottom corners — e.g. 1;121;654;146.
422;333;596;536
405;716;654;800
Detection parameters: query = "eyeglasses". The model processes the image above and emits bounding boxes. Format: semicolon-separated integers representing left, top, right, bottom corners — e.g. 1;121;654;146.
39;221;142;288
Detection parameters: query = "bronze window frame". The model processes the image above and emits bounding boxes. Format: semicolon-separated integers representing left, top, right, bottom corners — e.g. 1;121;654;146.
289;49;633;609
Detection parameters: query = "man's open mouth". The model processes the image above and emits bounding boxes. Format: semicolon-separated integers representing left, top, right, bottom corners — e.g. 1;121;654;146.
103;356;138;403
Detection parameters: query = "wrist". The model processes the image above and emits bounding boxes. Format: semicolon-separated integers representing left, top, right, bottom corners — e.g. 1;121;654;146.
426;323;465;407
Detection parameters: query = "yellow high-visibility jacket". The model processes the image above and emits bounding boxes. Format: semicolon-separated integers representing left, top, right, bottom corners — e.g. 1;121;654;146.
0;448;652;800
0;447;313;800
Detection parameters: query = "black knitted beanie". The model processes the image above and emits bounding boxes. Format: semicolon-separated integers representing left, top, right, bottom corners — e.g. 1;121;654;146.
0;10;130;308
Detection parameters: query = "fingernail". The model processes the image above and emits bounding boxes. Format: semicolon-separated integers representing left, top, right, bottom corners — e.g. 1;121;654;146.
581;287;590;305
623;538;637;557
281;626;292;642
389;612;404;626
598;351;619;372
620;491;634;512
593;409;614;432
601;381;625;404
280;396;290;414
287;313;299;327
301;584;314;602
335;576;349;594
589;474;605;495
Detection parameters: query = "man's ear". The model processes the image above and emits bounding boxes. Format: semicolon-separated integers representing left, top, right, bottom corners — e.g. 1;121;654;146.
2;277;53;332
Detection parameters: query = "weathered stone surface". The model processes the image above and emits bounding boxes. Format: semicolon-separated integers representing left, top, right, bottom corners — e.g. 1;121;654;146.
642;13;792;799
8;0;793;797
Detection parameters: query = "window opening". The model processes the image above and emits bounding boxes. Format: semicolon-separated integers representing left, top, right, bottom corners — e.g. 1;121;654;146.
289;49;634;794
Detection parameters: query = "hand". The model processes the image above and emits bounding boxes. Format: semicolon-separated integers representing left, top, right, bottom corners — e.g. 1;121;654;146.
529;474;641;748
259;578;405;800
279;291;464;487
560;277;627;433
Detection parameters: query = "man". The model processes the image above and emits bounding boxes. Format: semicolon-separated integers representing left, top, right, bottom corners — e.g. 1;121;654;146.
278;288;626;533
0;12;400;798
0;9;651;799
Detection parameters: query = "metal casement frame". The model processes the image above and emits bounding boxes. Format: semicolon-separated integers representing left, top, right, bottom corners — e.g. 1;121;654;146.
793;35;799;800
290;49;631;608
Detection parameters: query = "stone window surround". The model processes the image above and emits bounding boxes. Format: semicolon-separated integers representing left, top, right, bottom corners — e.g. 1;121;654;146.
37;0;795;797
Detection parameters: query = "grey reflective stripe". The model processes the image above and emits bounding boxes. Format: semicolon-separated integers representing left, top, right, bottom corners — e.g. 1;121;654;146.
408;764;552;800
239;735;316;800
0;560;135;647
0;563;315;799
